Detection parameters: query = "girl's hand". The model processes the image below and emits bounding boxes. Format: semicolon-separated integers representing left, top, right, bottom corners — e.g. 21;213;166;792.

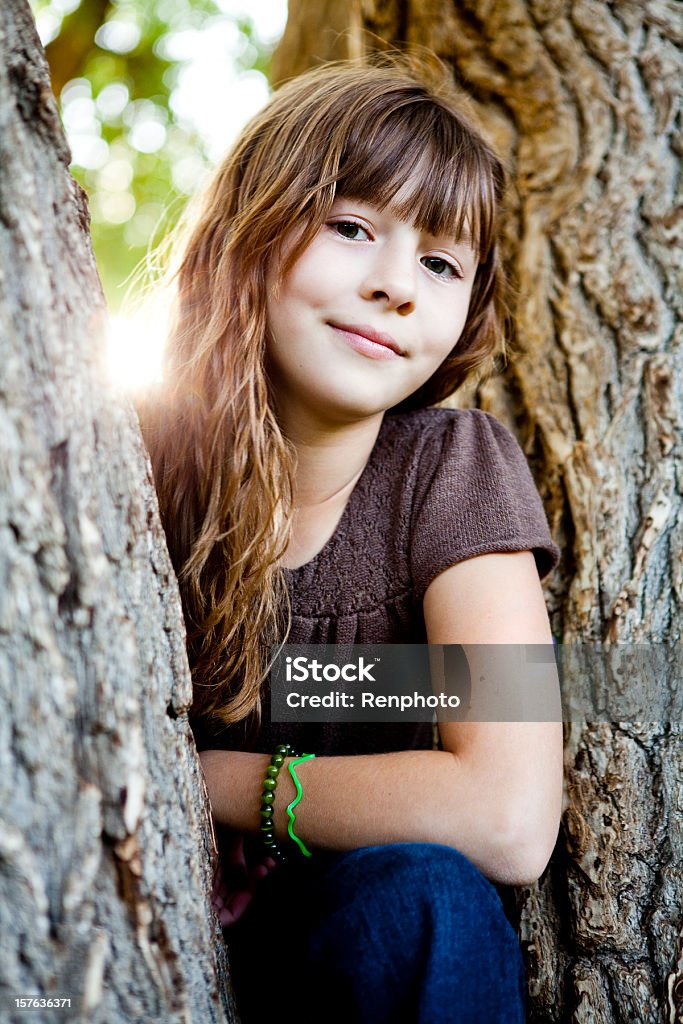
198;748;277;925
211;833;277;928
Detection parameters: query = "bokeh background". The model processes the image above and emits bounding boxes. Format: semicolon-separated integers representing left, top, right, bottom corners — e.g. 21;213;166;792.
31;0;287;386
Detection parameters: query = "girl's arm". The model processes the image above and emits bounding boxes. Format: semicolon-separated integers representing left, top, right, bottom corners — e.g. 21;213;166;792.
199;551;563;886
422;550;564;882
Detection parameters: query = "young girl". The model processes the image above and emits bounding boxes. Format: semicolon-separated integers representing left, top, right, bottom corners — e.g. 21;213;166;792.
141;54;563;1024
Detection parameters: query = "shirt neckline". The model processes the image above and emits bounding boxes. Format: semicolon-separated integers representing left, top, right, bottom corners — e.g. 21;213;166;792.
282;416;388;578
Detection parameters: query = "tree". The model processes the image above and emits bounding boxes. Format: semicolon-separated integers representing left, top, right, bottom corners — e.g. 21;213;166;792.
274;2;683;1021
0;2;236;1019
3;0;680;1019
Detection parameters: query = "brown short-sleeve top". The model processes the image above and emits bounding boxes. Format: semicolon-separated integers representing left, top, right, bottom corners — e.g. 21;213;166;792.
193;407;560;756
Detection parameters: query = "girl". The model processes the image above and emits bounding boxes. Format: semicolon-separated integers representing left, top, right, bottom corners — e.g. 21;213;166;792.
141;53;563;1024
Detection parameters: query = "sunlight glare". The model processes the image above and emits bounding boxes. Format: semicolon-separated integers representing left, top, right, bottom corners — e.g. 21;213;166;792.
106;311;167;393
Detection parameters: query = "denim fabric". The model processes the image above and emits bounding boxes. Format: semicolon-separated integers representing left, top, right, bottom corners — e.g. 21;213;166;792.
227;842;527;1023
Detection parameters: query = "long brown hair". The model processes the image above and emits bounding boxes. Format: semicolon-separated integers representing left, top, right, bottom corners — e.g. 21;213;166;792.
139;53;507;741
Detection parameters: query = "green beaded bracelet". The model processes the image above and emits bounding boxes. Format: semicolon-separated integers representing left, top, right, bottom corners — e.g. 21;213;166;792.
258;742;313;863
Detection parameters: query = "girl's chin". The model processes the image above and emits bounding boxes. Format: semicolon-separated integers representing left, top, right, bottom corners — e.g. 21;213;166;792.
317;391;410;422
277;374;428;426
319;375;425;416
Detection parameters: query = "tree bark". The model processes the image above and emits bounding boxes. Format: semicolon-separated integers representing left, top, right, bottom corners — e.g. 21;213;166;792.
270;0;363;87
0;3;236;1021
274;2;683;1021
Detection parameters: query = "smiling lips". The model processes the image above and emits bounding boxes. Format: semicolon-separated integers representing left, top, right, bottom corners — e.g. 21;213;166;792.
329;322;405;360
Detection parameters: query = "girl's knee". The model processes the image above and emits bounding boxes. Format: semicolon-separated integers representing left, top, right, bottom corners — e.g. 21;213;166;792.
316;842;515;948
305;844;525;1022
323;842;499;906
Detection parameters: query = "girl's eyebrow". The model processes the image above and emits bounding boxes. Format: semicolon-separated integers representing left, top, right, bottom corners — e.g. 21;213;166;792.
427;229;477;258
439;231;475;250
329;197;477;254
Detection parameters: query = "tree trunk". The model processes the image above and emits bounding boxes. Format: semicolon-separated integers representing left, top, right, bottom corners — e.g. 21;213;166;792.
270;0;363;87
0;3;236;1020
273;2;683;1021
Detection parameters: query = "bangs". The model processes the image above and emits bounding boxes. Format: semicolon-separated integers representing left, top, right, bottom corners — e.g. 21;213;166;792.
333;100;498;260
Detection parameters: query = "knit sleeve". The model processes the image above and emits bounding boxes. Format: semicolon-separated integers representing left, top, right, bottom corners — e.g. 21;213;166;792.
410;410;560;601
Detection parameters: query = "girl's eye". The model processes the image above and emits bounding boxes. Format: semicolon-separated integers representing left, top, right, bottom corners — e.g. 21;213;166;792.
421;256;462;279
332;220;370;241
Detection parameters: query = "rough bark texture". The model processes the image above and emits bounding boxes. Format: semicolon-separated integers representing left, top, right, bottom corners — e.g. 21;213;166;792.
270;0;363;86
0;4;235;1021
275;2;683;1022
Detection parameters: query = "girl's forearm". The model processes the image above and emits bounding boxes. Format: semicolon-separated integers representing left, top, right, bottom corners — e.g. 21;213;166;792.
199;733;561;886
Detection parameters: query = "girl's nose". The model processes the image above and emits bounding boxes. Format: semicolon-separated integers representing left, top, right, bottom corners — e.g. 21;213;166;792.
360;246;416;315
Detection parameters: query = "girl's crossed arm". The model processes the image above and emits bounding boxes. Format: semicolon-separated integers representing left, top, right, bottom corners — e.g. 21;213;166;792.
199;551;563;887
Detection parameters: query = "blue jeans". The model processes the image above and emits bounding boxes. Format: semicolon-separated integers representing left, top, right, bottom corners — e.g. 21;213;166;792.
226;842;527;1023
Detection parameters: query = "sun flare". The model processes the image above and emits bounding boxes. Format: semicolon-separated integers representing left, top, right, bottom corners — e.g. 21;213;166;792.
105;310;167;393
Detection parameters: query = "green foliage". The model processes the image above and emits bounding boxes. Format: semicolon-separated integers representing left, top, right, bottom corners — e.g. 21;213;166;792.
31;0;282;310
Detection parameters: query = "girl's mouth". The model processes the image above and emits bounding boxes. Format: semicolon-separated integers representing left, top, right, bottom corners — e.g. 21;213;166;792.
329;322;404;360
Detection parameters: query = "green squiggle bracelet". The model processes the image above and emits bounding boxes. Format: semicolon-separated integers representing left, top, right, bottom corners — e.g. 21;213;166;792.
286;753;316;857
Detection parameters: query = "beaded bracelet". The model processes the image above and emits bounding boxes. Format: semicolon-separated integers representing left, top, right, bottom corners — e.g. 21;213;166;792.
259;743;314;863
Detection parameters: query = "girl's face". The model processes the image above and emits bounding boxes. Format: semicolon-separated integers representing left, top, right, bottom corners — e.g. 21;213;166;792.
266;195;478;430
